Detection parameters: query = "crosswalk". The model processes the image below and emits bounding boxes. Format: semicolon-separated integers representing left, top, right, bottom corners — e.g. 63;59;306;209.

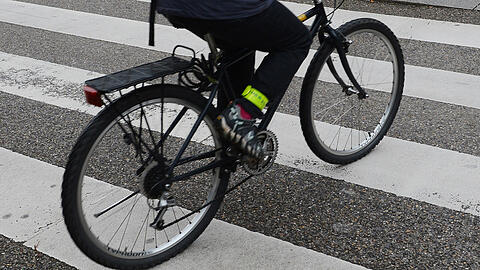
0;0;479;269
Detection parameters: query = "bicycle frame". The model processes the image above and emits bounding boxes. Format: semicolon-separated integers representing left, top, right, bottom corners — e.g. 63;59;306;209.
151;0;369;193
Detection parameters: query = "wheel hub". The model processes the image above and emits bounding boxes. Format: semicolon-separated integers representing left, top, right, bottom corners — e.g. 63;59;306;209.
139;158;170;199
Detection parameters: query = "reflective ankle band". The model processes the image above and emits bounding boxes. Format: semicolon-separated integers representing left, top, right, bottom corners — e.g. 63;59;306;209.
241;85;269;110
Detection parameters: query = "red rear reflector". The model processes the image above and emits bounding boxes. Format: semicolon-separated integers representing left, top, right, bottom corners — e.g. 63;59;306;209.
84;86;104;107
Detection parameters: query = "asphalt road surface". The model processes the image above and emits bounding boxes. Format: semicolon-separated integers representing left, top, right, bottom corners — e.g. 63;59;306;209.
0;0;479;269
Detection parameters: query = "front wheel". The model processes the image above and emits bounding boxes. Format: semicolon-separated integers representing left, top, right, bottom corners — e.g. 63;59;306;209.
300;18;405;164
62;85;229;269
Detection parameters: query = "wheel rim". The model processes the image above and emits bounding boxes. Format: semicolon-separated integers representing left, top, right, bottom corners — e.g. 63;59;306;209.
310;28;400;156
75;97;222;259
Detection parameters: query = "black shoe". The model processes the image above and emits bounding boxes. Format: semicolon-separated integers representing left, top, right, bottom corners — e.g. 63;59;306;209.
217;104;263;158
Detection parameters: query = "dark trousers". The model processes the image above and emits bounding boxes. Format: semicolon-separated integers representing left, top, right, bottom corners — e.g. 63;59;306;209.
167;1;312;114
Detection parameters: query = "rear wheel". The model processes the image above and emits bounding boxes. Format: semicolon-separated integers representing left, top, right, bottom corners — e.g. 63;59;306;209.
62;85;228;269
300;18;405;164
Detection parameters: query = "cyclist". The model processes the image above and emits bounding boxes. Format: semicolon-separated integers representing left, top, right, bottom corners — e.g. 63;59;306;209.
156;0;312;157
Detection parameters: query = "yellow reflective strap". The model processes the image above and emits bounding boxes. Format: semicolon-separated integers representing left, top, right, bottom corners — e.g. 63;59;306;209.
242;85;269;110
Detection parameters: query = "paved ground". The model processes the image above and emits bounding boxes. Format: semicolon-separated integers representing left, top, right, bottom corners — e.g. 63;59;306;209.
394;0;480;10
0;0;479;269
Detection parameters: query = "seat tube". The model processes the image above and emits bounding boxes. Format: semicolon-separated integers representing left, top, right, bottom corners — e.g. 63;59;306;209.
165;81;220;176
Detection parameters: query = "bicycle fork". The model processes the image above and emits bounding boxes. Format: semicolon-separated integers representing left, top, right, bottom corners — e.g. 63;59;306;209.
323;25;369;99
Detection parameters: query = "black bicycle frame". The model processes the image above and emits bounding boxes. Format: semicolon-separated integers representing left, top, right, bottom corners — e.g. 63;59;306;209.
153;0;368;191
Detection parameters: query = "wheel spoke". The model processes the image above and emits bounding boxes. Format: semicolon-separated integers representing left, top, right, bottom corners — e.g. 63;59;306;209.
315;95;350;121
143;208;151;251
161;97;164;156
198;134;213;145
151;209;158;248
178;207;192;224
94;190;140;218
118;115;155;164
343;128;353;151
139;105;144;152
107;193;140;247
130;204;151;253
172;207;182;234
141;105;157;147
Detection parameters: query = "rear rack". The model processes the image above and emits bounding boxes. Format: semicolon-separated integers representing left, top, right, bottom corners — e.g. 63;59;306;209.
85;56;193;93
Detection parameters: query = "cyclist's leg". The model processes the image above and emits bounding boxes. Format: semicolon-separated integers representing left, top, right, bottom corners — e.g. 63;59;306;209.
166;0;312;113
205;1;312;109
165;2;311;156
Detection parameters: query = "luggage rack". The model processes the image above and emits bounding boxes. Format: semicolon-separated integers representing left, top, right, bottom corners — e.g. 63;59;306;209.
85;46;197;93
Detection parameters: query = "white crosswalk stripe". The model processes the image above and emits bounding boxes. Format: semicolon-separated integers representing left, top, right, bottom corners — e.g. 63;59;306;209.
0;0;479;269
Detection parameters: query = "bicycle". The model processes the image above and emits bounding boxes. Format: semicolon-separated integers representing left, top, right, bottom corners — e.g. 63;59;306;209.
62;0;404;268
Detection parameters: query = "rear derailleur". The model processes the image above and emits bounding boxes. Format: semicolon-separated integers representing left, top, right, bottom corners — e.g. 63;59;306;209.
148;190;175;230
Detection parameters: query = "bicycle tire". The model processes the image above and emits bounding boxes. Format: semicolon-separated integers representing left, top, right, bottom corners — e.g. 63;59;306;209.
62;84;229;269
300;18;405;164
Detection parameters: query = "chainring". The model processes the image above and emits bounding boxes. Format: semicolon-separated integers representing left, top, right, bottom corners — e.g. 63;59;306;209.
243;130;278;176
